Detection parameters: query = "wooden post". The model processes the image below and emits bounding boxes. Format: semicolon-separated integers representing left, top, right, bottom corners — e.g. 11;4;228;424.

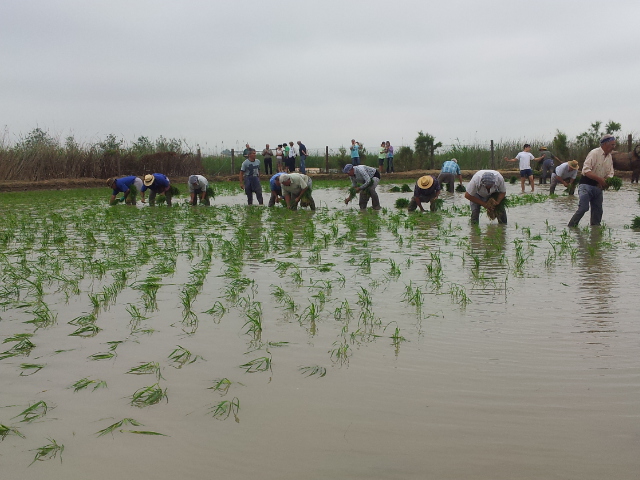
325;146;329;173
231;149;235;175
491;140;495;169
629;134;633;152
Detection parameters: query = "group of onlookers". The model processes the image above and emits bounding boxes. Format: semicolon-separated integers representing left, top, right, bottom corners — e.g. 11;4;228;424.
243;141;308;176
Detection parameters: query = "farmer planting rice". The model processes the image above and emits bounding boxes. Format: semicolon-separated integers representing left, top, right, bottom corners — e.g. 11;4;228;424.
538;146;560;185
239;148;263;205
465;170;507;224
268;172;286;207
549;160;579;195
106;175;143;205
188;174;211;206
343;163;381;211
141;173;172;206
568;134;616;227
279;173;315;210
437;158;463;193
408;175;441;212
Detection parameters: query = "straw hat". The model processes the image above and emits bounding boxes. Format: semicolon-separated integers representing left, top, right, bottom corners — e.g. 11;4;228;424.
144;174;155;186
106;178;115;187
568;160;579;170
539;146;548;151
417;176;433;189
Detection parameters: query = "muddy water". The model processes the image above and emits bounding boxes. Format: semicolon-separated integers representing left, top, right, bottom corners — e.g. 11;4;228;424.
1;182;640;480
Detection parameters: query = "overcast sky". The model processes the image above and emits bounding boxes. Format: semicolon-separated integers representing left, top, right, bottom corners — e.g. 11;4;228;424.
2;0;638;154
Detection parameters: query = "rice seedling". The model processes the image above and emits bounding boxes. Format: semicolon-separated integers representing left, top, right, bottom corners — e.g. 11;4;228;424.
357;287;373;309
168;345;204;368
13;401;49;423
389;185;402;192
24;303;57;330
485;193;509;220
329;339;351;365
88;351;115;361
208;377;240;396
29;438;64;465
299;303;321;324
240;356;272;373
126;361;163;380
96;418;143;437
209;397;240;422
630;216;640;229
19;363;46;376
0;424;25;440
0;337;36;360
395;198;410;209
130;384;168;407
333;300;354;321
243;301;263;336
204;300;226;321
605;176;622;191
401;184;412;192
509;176;518;184
70;377;107;392
69;324;102;337
448;283;471;306
299;365;327;378
455;184;467;192
402;282;424;309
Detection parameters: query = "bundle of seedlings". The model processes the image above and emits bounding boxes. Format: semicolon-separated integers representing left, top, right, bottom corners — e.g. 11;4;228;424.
455;184;467;193
445;183;453;193
631;216;640;229
509;176;518;185
485;192;509;220
126;185;138;205
432;198;445;211
298;188;314;207
605;176;622;191
395;198;410;208
157;185;180;205
346;186;369;203
401;184;412;192
567;175;581;195
389;186;402;192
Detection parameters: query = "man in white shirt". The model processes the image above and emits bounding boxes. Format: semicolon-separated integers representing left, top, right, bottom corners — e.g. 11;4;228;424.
505;144;543;193
464;170;507;224
568;135;616;227
549;160;579;195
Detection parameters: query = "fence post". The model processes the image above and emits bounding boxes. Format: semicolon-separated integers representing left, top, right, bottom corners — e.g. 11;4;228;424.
491;140;495;169
231;149;235;175
629;134;633;152
325;146;329;173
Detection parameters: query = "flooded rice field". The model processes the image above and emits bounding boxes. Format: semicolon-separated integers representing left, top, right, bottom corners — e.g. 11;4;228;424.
1;181;640;480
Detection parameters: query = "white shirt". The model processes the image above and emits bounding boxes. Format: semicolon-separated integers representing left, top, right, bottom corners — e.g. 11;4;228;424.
466;170;507;198
516;151;535;170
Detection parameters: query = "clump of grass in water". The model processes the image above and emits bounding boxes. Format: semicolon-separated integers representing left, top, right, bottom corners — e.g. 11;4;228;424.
29;438;64;465
240;356;272;373
395;198;410;209
605;176;622;191
401;184;412;192
630;216;640;229
130;383;167;407
389;185;401;192
13;401;49;423
0;424;25;440
299;365;327;377
208;377;243;396
126;361;163;380
0;335;36;360
209;397;240;422
168;345;204;368
70;377;107;392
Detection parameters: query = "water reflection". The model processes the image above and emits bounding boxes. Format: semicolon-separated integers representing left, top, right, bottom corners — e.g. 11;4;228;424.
573;227;619;335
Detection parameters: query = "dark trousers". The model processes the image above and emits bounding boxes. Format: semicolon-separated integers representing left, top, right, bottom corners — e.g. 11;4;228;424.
264;158;273;175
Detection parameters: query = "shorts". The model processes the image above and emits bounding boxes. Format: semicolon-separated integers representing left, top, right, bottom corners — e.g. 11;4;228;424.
378;158;385;166
520;169;533;178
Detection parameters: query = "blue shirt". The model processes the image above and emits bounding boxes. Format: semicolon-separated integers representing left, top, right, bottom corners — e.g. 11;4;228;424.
350;144;360;158
141;173;170;193
112;176;137;195
298;143;307;156
440;160;461;175
270;172;285;192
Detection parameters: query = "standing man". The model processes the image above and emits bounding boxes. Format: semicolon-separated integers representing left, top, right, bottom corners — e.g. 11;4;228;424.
106;175;143;205
549;160;579;195
568;135;616;227
464;170;507;224
386;141;394;173
262;144;273;175
286;141;297;173
268;172;285;207
141;173;172;206
437;158;463;193
343;163;381;210
297;141;308;174
188;174;210;206
242;143;251;160
350;139;361;166
378;142;387;174
505;144;543;193
239;148;264;205
409;175;441;212
279;173;315;210
539;146;560;184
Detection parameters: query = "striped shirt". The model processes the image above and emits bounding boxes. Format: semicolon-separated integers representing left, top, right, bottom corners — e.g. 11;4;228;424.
350;165;378;189
441;160;461;175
